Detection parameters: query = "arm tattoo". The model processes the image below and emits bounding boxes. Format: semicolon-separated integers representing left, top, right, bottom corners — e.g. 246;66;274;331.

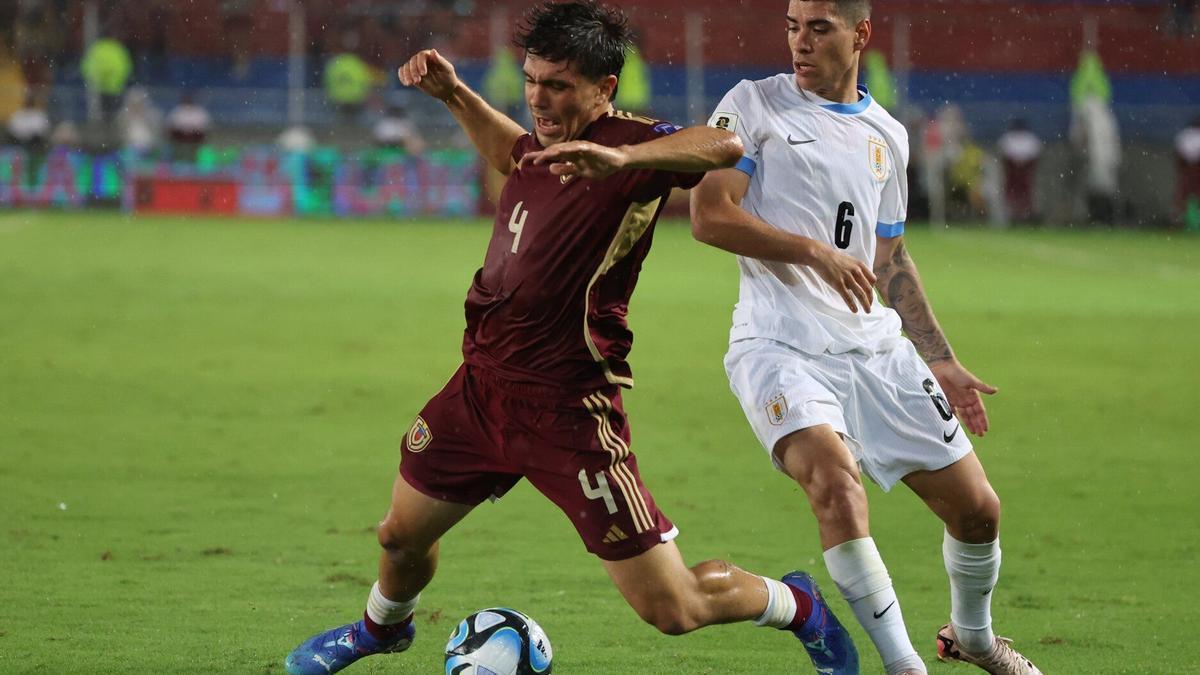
875;240;954;364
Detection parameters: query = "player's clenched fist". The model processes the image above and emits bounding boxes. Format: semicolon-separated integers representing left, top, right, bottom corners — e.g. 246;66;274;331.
398;49;460;102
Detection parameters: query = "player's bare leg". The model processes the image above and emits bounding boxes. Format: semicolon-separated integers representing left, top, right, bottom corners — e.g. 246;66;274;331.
284;474;473;675
777;425;925;674
603;540;859;673
903;453;1041;675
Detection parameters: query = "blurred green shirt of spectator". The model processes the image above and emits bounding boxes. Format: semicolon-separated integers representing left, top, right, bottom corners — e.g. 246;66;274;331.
614;45;650;114
82;39;132;96
1070;49;1112;106
483;47;524;110
324;53;372;106
864;50;896;111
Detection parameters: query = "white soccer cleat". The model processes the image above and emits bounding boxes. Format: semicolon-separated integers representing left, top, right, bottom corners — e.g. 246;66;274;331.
936;623;1043;675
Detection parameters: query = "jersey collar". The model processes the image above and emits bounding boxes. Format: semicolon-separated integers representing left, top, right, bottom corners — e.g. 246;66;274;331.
800;84;873;115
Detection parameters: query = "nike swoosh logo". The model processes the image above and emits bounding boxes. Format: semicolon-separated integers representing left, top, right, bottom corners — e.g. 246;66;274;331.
787;135;816;145
983;588;992;596
873;601;896;619
943;425;960;443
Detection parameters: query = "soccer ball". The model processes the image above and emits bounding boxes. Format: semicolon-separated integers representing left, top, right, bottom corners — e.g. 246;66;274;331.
444;608;553;675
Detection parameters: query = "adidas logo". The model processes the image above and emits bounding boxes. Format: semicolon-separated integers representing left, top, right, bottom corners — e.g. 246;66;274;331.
601;524;628;544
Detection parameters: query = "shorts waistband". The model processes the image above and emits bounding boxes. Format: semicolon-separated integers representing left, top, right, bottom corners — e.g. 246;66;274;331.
466;364;615;403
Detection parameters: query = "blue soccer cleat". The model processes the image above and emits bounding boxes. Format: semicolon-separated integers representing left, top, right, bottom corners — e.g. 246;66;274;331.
782;571;860;675
284;618;414;674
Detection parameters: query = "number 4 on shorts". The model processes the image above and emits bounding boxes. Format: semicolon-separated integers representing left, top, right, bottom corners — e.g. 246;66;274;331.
578;469;617;514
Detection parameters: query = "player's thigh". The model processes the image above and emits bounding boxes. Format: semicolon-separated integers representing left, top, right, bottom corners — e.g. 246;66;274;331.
518;390;676;562
849;342;973;491
601;540;693;614
724;338;852;471
901;450;998;525
773;423;864;488
398;365;522;507
379;471;475;550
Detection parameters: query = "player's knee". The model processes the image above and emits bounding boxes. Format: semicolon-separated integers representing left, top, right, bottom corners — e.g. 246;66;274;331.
636;601;697;636
805;469;867;521
376;517;431;559
952;487;1002;540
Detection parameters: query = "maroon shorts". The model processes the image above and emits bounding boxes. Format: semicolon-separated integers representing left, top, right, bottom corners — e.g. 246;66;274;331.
399;364;675;561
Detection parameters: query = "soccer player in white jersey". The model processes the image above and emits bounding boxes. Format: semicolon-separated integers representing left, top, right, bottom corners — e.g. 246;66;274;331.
690;2;1043;674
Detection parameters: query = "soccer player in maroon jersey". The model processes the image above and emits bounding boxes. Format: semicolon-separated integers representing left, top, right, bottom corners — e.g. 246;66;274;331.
284;3;857;673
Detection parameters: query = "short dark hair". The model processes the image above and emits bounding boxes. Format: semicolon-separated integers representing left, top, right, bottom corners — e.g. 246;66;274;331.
799;0;871;24
514;1;632;89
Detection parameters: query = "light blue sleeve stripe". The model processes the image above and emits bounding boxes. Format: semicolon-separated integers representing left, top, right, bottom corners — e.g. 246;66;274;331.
875;221;905;238
734;156;757;177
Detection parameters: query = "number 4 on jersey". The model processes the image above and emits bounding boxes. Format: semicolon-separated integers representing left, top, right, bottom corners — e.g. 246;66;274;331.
508;201;529;254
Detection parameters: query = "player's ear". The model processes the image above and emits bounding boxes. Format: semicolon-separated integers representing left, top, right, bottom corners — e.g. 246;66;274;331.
598;74;618;103
854;18;872;51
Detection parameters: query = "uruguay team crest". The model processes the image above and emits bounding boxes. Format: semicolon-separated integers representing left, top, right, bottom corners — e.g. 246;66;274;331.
406;416;432;452
868;138;887;181
765;394;788;426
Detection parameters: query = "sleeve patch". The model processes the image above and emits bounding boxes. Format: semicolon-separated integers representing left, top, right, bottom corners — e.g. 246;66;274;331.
708;111;740;133
653;122;682;135
875;221;905;238
734;156;757;177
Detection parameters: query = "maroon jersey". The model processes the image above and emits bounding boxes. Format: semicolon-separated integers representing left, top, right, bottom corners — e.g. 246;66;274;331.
462;111;701;391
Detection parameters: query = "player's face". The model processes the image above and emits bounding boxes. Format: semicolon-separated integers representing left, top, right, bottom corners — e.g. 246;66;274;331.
523;55;616;147
786;1;870;102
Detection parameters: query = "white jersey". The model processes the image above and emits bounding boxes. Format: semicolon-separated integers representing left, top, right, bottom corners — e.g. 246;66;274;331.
708;74;910;355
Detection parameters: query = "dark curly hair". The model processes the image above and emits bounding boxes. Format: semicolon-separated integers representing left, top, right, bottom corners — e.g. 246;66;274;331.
514;1;633;99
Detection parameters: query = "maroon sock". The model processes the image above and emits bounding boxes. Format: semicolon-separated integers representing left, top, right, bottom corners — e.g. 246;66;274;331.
784;584;815;632
362;610;413;640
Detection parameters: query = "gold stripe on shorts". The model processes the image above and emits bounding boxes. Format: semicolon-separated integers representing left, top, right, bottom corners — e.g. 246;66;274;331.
583;393;654;533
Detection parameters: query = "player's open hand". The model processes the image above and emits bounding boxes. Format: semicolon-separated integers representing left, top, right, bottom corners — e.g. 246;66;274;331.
398;49;459;102
810;244;876;313
930;360;998;436
519;141;627;179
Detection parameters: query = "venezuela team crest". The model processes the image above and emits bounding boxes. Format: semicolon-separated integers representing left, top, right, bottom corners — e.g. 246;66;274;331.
407;416;432;452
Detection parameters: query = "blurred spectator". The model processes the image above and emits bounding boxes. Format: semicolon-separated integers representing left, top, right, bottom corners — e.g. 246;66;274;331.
373;105;425;154
14;1;62;99
922;104;969;224
222;0;255;81
324;53;373;119
997;119;1043;223
6;91;50;147
0;37;28;125
81;37;133;120
1175;116;1200;229
116;86;163;154
50;120;82;150
483;46;525;123
277;124;316;153
614;40;651;115
863;50;897;111
1167;0;1197;37
166;90;212;161
1070;96;1122;225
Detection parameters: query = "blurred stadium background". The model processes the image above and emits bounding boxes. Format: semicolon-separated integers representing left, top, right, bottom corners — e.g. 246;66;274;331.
3;1;1200;673
2;0;1199;227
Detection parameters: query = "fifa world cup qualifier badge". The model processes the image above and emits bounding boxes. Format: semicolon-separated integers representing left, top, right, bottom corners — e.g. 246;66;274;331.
406;416;432;452
765;394;788;426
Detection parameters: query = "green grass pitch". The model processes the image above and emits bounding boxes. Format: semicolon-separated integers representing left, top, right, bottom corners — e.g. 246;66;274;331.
1;211;1198;673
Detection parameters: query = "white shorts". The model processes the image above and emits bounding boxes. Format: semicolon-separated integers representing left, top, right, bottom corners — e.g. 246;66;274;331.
724;338;973;491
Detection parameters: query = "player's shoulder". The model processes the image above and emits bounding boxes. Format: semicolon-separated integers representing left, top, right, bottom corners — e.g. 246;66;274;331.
864;100;908;143
595;110;683;143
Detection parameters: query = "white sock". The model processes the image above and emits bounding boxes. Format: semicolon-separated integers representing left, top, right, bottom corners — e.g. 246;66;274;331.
366;581;419;625
943;531;1000;654
755;576;798;628
824;537;924;674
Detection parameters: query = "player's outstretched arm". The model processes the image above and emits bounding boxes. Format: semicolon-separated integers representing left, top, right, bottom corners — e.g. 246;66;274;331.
398;49;526;175
520;126;743;179
873;235;998;435
691;169;877;313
